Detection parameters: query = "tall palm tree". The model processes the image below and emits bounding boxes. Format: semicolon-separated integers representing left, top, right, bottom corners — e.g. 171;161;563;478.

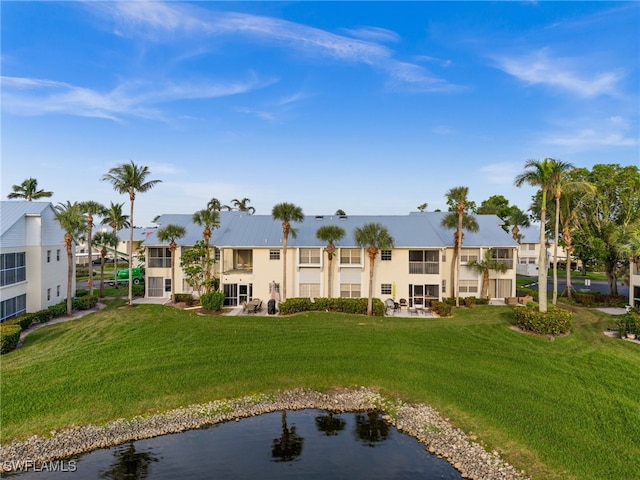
229;197;256;214
53;201;85;315
93;231;118;298
207;197;222;212
547;160;575;305
441;186;479;307
507;209;530;242
515;158;558;313
7;178;53;201
157;224;187;303
101;202;130;289
79;201;106;296
354;222;394;315
192;207;220;293
467;249;509;299
101;161;162;306
272;202;304;302
316;225;346;298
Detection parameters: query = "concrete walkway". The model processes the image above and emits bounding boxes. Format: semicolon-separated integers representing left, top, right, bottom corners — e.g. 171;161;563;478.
594;307;630;316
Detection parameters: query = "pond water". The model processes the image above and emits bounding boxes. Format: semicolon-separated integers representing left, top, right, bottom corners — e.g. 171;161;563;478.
8;410;463;479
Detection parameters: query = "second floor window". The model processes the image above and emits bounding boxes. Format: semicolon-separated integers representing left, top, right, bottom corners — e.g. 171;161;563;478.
148;247;171;268
340;248;361;265
1;252;26;287
409;250;439;274
299;248;321;265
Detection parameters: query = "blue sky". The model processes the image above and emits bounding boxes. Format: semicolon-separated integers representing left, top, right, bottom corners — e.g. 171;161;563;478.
2;1;639;226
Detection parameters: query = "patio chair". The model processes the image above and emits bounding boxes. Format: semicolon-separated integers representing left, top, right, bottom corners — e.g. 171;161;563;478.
399;298;408;309
385;298;396;315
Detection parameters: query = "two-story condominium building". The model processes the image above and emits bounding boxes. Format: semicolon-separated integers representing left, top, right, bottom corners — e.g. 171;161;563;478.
0;201;73;322
143;211;518;307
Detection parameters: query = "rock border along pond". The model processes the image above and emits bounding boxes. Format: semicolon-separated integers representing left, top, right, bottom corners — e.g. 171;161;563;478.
0;387;529;479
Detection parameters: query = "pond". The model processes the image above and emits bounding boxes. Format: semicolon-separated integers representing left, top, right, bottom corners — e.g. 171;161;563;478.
7;410;463;479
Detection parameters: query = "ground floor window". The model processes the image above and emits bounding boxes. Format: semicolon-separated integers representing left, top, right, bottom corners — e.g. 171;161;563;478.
223;283;253;306
299;283;320;298
1;294;26;323
409;284;439;306
148;277;165;297
380;283;392;296
340;283;361;298
459;280;479;294
489;279;512;298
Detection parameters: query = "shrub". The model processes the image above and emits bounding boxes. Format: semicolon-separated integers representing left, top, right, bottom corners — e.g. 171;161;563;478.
73;295;98;311
201;291;225;311
278;298;384;316
616;313;638;337
431;301;452;317
1;324;22;354
514;305;572;335
75;289;89;297
132;284;145;297
47;302;68;318
174;293;194;305
464;296;476;307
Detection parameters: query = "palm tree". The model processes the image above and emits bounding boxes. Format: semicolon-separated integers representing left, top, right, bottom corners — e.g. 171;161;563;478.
93;231;118;298
441;186;479;307
272;202;304;302
101;161;162;306
79;201;106;296
157;224;186;303
229;197;256;214
53;201;85;315
7;178;53;201
101;202;130;289
192;207;220;293
507;209;530;242
515;158;568;312
316;225;346;298
207;197;222;212
354;222;394;315
467;249;509;299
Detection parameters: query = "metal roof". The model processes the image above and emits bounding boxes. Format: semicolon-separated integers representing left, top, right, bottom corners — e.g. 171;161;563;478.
146;211;518;249
0;201;54;237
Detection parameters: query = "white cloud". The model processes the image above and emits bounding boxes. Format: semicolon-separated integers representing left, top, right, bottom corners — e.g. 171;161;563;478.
479;163;522;185
543;129;638;149
493;48;623;97
342;26;401;43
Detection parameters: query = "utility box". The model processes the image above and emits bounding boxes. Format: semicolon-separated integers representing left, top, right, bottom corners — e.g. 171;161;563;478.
267;299;276;315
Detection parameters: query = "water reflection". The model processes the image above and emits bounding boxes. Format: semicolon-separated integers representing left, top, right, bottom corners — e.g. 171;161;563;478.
99;443;160;480
8;410;463;479
271;411;304;462
314;412;346;436
355;411;390;447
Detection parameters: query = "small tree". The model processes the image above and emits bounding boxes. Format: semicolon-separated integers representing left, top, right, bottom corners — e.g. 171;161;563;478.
467;249;509;299
93;231;118;298
316;225;346;298
79;201;106;296
157;224;186;303
54;201;85;315
354;223;394;315
180;240;214;296
192;207;220;293
272;202;304;302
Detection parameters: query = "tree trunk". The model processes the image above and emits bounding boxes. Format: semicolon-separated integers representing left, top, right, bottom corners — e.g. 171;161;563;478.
87;215;94;296
326;243;335;299
65;233;73;316
282;225;289;302
367;249;376;316
170;243;176;303
553;193;560;305
564;227;573;300
128;195;135;306
538;205;548;313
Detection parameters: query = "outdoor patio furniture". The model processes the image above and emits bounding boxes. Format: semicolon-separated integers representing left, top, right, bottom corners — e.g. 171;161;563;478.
248;298;262;313
399;298;408;309
385;298;397;315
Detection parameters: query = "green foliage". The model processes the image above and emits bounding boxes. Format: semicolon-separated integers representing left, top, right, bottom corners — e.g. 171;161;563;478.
174;294;194;306
431;301;452;317
47;302;68;318
278;297;385;316
616;313;638;337
72;295;99;311
572;293;627;307
75;289;89;297
132;284;145;297
201;291;225;311
514;305;572;335
0;324;22;354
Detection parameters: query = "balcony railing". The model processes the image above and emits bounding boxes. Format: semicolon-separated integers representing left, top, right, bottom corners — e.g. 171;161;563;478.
409;262;439;274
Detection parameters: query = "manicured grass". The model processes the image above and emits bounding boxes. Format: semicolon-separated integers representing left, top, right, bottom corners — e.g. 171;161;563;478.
1;304;638;480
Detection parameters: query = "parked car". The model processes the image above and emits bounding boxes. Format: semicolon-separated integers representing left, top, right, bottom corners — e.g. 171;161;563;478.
92;257;114;265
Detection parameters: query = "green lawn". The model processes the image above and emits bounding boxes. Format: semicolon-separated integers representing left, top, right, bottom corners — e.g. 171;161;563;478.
1;304;638;480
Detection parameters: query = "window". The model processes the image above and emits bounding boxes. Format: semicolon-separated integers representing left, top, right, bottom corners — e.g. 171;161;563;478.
234;250;253;269
1;294;26;322
148;247;171;268
47;250;51;263
47;288;51;301
442;280;446;293
380;283;392;295
56;249;61;261
57;285;61;297
1;252;26;286
492;248;514;269
164;278;172;293
340;248;361;265
214;248;221;262
380;250;392;261
340;283;361;298
269;249;280;260
408;250;439;274
460;249;479;263
299;283;320;298
459;280;479;293
299;248;321;265
409;284;439;306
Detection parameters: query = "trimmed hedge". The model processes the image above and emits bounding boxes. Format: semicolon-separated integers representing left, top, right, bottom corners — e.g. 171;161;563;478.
278;297;385;316
431;301;452;317
174;293;194;305
72;295;99;311
573;292;627;307
1;324;22;354
201;291;225;311
513;305;573;335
